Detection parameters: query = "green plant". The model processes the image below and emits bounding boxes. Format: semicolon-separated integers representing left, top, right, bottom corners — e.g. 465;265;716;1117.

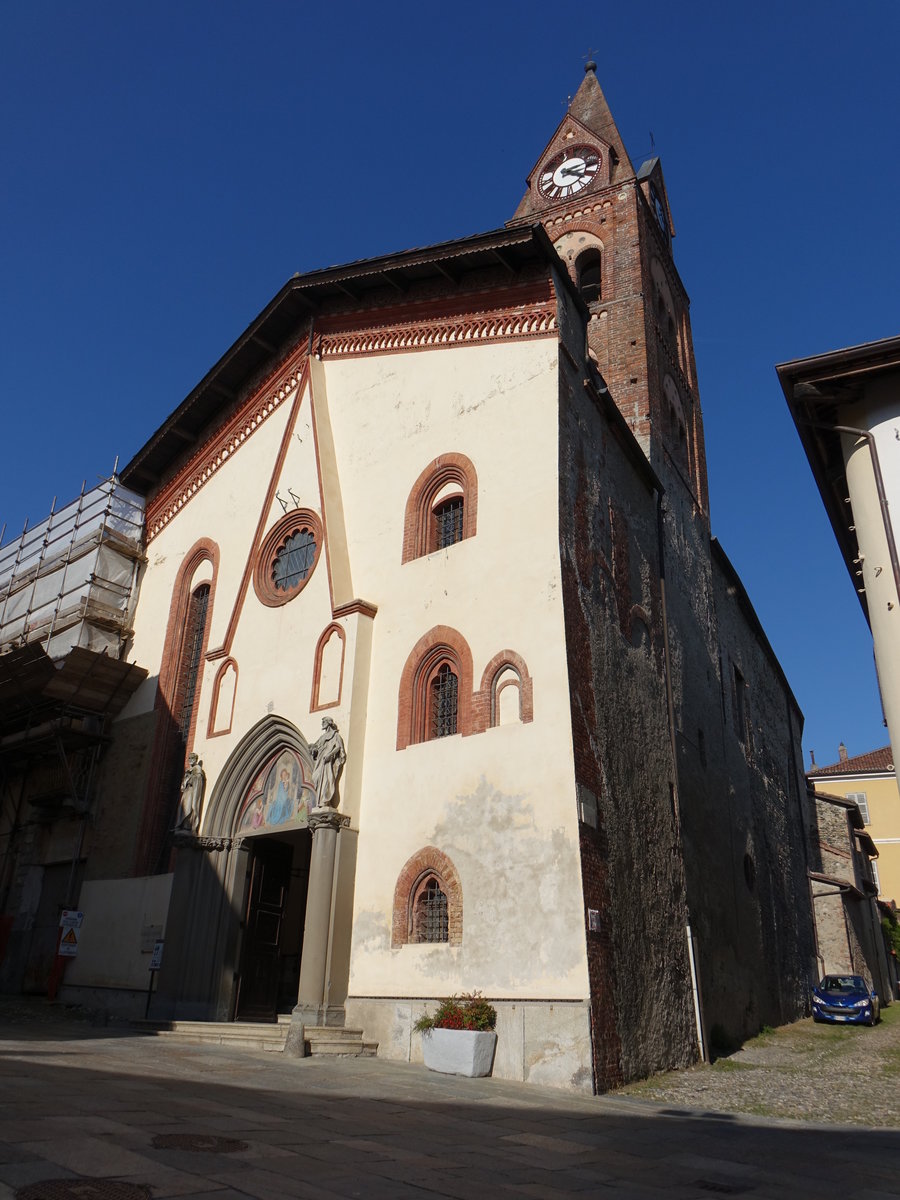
881;913;900;957
414;992;497;1033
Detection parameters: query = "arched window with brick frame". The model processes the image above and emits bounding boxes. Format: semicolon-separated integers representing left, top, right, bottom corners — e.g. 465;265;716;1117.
401;453;477;563
392;846;463;947
475;649;534;731
397;626;474;749
134;539;218;875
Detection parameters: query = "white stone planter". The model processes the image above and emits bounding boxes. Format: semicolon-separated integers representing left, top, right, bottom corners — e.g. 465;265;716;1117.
421;1027;497;1077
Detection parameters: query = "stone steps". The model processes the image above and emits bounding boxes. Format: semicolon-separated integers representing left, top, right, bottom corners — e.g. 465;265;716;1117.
306;1026;378;1058
136;1018;377;1058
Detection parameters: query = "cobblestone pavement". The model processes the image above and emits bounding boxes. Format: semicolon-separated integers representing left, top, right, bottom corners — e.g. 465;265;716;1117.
618;1005;900;1128
0;999;898;1200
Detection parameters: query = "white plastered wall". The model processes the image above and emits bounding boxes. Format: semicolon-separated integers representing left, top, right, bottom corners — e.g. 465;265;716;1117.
322;337;588;1001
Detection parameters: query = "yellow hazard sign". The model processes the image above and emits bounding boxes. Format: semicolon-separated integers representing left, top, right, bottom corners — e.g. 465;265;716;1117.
59;926;80;957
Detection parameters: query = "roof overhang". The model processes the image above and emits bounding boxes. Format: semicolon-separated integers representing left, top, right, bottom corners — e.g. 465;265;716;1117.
809;870;863;900
854;828;879;857
120;225;561;495
777;335;900;625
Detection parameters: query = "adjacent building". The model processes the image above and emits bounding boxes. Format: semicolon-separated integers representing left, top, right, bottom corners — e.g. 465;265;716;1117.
0;66;817;1091
805;782;894;1002
779;338;900;793
809;744;900;906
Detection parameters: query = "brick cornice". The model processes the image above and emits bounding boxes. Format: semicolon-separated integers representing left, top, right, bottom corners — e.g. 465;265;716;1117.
316;302;556;360
146;350;308;542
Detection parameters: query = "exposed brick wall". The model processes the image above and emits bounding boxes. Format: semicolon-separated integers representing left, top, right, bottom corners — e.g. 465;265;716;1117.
554;267;696;1091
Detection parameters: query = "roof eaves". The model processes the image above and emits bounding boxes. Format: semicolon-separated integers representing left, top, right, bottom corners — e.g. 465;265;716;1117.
121;226;550;491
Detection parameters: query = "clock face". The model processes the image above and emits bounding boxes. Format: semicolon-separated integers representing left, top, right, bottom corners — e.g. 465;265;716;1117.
538;145;601;200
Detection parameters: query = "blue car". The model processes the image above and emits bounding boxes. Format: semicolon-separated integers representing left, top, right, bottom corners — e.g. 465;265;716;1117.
811;974;880;1025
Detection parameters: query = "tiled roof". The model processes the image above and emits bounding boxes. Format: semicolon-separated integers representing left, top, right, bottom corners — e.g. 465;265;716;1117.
809;745;894;777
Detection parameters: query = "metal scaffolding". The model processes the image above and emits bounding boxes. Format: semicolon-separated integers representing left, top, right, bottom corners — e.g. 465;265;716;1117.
0;477;145;659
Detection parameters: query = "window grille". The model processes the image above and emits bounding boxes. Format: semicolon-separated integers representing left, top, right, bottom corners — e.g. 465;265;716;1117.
414;877;449;943
845;791;870;824
434;498;464;549
273;527;317;592
178;584;210;743
431;664;458;738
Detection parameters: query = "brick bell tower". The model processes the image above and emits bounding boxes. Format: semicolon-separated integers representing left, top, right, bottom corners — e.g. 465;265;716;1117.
511;61;709;515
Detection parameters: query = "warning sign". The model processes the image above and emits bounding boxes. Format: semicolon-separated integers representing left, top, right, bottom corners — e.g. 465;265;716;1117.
59;910;84;930
58;926;80;957
149;941;164;971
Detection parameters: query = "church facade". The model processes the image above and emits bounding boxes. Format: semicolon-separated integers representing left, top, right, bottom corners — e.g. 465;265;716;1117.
0;67;815;1092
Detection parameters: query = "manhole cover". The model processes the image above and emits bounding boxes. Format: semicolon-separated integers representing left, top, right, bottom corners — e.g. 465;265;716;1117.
16;1183;151;1200
151;1133;247;1154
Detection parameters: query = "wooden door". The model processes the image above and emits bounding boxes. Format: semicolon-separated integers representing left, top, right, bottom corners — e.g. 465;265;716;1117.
235;839;292;1022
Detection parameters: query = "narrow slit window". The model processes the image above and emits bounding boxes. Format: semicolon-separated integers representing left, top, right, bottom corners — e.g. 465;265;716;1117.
178;584;210;743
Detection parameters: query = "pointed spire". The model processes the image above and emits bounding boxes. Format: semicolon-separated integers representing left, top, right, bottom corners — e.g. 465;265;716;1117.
567;68;634;178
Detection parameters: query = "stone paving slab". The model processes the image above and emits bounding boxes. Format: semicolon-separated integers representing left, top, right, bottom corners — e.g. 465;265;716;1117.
0;1005;899;1199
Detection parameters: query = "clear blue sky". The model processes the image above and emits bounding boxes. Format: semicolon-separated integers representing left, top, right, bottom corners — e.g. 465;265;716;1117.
1;1;897;768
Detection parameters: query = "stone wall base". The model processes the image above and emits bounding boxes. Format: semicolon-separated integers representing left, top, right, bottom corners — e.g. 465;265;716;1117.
344;996;594;1093
58;983;154;1021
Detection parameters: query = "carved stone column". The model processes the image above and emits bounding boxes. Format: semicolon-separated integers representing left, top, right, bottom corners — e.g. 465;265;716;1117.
289;808;347;1039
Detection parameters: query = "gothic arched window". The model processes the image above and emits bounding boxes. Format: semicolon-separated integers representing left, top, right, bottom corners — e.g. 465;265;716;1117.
392;846;463;947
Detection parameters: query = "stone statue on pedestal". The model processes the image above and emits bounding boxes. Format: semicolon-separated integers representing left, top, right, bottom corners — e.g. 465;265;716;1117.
174;752;205;831
310;717;345;810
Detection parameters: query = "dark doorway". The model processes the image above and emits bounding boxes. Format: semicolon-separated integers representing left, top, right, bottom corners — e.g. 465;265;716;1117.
235;832;310;1022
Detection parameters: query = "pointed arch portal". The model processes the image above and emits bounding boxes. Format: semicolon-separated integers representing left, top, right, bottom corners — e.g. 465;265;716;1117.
156;715;352;1027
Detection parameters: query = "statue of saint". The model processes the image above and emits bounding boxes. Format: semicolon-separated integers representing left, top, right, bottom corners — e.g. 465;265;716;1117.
175;752;205;831
310;718;346;809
